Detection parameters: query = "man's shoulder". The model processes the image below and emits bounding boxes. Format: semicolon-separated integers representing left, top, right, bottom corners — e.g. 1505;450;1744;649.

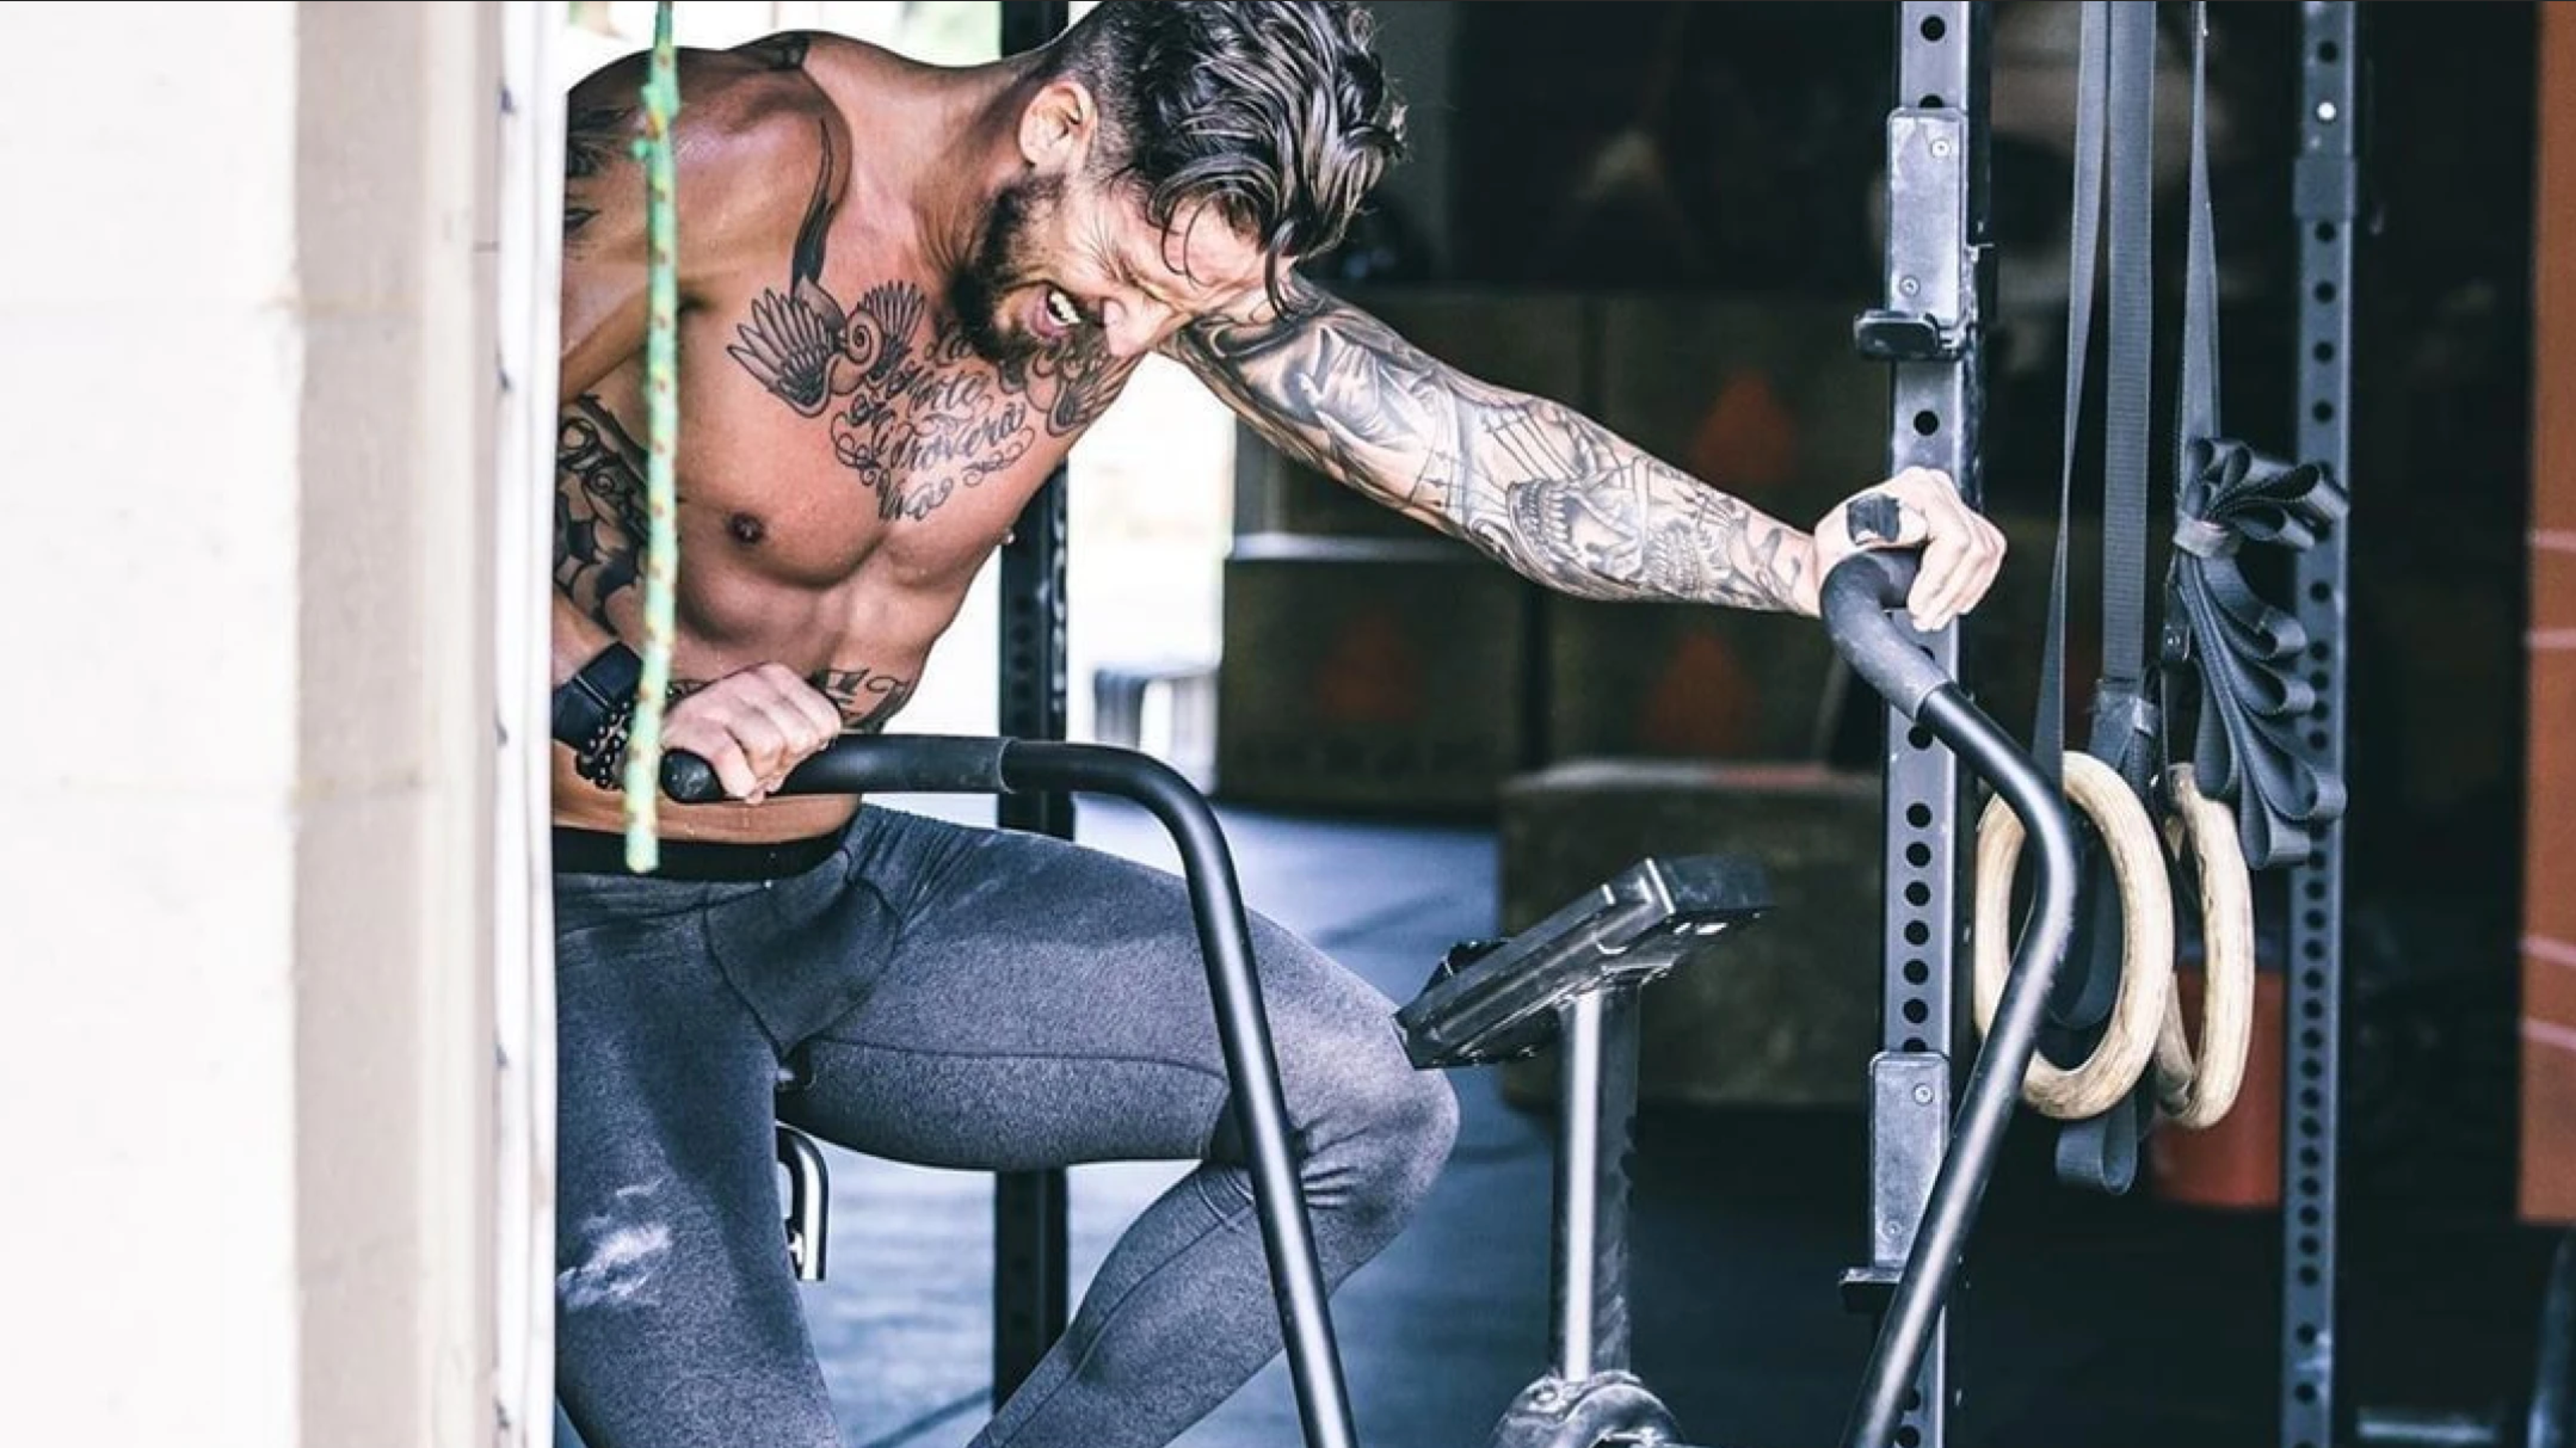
732;29;900;79
719;30;921;122
570;33;846;148
666;45;860;227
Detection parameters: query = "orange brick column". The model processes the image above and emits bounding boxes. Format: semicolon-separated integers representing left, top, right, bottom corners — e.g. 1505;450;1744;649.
2523;0;2576;1226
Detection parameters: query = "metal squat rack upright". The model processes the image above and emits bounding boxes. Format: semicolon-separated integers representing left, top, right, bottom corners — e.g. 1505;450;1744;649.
994;6;1076;1406
2284;4;2356;1444
1846;6;2362;1448
1847;6;1993;1447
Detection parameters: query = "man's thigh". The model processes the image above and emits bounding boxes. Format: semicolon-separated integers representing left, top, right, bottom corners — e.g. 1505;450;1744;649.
553;879;841;1448
781;809;1397;1172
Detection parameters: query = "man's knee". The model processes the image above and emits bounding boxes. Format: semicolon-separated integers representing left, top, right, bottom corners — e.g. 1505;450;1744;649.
1295;1025;1459;1233
1350;1060;1460;1224
1223;924;1462;1219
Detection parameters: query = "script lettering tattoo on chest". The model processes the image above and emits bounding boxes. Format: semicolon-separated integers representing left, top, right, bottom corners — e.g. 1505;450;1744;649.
554;396;651;631
725;120;1137;521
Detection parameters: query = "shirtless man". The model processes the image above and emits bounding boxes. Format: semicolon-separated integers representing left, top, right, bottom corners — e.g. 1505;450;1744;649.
548;5;2006;1447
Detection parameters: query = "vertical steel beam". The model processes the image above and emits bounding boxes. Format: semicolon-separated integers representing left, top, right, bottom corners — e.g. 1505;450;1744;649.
1845;7;1989;1445
2283;5;2358;1445
992;1;1075;1406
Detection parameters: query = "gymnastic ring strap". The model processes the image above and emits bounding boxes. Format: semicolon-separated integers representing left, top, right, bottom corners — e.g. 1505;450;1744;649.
1973;751;2176;1121
2149;764;2258;1129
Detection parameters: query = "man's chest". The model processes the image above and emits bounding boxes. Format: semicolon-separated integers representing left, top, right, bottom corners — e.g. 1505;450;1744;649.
672;273;1129;588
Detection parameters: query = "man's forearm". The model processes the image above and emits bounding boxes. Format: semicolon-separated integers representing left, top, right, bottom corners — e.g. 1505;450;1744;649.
1429;391;1814;611
1172;287;1814;613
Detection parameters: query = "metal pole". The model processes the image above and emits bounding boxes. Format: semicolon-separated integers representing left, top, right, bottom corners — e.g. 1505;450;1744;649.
2283;5;2358;1446
1845;6;1989;1445
1841;687;2082;1448
1018;745;1362;1448
1554;990;1607;1384
993;1;1075;1405
1550;987;1641;1385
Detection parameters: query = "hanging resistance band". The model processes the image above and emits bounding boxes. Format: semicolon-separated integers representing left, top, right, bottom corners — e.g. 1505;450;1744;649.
2163;0;2350;872
622;1;683;872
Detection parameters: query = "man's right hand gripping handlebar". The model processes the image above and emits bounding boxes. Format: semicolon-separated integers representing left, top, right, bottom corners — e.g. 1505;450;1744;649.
656;664;844;805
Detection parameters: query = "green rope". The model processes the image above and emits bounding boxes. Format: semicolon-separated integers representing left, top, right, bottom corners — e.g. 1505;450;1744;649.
622;0;681;872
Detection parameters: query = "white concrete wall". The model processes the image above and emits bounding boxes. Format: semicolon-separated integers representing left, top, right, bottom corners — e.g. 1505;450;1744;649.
0;4;501;1446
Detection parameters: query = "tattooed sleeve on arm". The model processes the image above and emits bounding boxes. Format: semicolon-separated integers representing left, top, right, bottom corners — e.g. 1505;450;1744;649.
1168;279;1812;613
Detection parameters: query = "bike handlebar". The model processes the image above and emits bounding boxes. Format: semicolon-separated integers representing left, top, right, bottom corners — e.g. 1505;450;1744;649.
1820;548;2084;1448
660;736;1012;802
1819;549;1951;720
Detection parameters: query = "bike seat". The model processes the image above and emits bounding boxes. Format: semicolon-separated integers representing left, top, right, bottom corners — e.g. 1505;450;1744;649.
1396;855;1772;1070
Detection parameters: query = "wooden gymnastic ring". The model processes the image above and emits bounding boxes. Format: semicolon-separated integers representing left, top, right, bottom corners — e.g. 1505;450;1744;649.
2147;764;2257;1129
1972;752;2177;1121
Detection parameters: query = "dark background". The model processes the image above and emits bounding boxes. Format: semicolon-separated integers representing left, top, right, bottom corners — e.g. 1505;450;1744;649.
1283;0;2549;1435
1328;0;2541;1216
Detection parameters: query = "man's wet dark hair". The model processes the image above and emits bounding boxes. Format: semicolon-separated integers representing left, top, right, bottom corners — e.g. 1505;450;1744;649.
1044;1;1406;304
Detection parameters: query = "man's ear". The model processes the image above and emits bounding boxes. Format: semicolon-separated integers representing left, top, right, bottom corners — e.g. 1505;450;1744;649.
1017;78;1098;175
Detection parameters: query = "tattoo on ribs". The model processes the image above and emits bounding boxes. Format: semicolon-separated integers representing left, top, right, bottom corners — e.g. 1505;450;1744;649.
555;395;652;632
667;667;916;734
810;667;916;733
1174;284;1806;611
725;120;1136;521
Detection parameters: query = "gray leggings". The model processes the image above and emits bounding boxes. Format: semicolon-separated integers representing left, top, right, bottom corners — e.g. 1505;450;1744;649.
551;805;1459;1448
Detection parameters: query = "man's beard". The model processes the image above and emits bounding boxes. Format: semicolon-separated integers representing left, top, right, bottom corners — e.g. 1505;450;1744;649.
950;173;1063;366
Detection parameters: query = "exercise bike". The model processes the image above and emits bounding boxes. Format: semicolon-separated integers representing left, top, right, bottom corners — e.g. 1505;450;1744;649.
661;550;2082;1448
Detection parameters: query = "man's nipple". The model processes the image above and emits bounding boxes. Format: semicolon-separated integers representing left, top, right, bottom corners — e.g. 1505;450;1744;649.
728;512;767;546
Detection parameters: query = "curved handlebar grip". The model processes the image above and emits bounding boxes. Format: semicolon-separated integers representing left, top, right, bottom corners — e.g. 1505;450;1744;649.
662;750;726;804
1819;549;1946;721
660;737;1015;802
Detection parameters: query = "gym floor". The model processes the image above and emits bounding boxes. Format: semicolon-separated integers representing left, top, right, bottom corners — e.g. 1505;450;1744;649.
618;799;2550;1448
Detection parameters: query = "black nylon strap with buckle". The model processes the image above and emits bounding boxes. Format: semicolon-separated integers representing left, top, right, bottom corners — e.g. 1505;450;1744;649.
2036;0;2160;1197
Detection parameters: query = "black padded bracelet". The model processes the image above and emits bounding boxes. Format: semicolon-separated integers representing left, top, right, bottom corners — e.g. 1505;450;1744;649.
551;642;645;751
